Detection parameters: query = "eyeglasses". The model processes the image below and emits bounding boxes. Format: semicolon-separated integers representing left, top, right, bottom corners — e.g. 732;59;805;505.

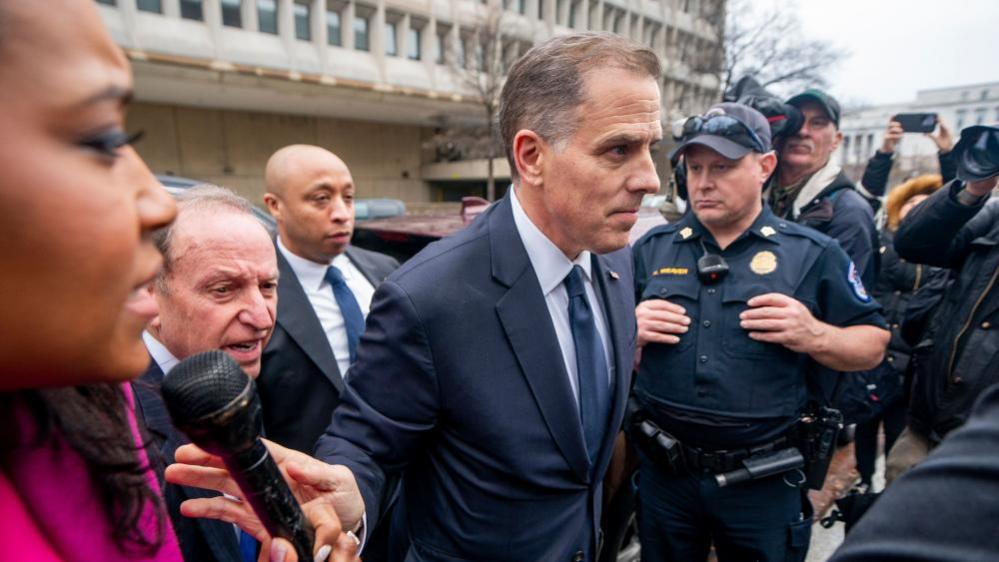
672;111;767;153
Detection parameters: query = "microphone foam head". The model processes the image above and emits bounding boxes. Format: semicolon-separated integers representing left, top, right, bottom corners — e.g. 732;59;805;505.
161;350;251;426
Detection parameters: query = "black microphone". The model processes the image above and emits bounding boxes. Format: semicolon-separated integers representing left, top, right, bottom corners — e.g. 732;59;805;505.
161;350;315;560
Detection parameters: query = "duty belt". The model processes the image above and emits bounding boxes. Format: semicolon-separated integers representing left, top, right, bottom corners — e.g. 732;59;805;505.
680;437;791;473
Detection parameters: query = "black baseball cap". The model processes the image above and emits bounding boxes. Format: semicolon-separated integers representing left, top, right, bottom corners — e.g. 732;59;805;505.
954;125;999;182
786;88;841;127
669;102;773;161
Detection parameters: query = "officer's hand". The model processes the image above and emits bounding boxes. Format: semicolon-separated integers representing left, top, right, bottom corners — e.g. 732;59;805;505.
739;293;823;354
636;298;690;347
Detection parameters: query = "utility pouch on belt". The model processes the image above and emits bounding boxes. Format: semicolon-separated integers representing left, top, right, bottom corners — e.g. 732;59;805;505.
628;401;686;474
793;403;843;490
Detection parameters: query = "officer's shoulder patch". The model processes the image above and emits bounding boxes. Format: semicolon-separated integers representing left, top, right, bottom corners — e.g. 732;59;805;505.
847;261;871;302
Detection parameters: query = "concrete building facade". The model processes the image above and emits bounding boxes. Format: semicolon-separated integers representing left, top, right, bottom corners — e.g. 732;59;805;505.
97;0;725;203
837;81;999;188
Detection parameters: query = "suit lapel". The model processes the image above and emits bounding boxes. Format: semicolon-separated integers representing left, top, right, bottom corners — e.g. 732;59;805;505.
490;197;591;483
590;253;633;476
345;246;381;287
275;250;344;393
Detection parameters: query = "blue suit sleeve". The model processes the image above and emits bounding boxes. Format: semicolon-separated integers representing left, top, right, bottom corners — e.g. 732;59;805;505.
314;280;440;531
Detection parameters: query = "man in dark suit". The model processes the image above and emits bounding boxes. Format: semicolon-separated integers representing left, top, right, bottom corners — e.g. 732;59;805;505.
166;33;662;561
258;145;398;455
133;185;279;562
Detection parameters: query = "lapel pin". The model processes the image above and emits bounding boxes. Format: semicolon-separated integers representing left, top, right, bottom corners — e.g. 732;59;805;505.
608;271;620;280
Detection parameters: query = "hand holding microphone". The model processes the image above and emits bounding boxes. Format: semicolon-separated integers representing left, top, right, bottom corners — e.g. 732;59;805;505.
162;351;362;562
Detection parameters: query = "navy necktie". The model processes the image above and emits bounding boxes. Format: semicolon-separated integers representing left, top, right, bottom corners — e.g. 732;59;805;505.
239;529;257;562
325;265;365;363
565;265;611;464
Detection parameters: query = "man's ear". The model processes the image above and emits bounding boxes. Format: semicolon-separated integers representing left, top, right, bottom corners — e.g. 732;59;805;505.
831;129;844;152
262;193;281;219
513;129;547;187
759;151;778;180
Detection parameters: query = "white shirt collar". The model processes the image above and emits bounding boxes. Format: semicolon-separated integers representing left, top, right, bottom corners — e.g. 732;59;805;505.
510;187;593;295
277;236;354;292
143;331;180;375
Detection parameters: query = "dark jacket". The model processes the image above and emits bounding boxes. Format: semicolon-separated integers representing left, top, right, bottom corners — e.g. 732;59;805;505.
258;245;397;454
774;170;880;290
895;181;999;441
861;150;957;198
872;229;948;374
830;382;999;561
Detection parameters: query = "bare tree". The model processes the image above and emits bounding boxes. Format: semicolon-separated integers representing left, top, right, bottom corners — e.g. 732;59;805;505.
449;3;509;201
696;0;848;97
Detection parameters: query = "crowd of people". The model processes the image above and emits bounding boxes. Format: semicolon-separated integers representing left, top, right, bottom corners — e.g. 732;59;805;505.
2;2;998;562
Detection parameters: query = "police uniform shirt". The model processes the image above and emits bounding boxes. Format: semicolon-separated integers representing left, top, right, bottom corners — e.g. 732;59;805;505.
632;205;886;450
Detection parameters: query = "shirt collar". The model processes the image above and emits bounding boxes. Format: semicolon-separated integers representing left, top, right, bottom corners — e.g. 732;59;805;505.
143;331;180;375
510;187;593;295
675;205;781;247
277;236;343;292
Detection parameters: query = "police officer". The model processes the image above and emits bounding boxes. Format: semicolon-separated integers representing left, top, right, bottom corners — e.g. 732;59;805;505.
632;103;890;562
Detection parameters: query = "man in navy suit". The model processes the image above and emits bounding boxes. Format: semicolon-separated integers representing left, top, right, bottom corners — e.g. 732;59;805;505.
258;145;398;455
133;185;279;562
167;33;662;561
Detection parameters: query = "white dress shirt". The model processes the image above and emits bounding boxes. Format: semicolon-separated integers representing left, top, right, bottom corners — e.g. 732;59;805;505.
276;237;376;376
510;188;614;403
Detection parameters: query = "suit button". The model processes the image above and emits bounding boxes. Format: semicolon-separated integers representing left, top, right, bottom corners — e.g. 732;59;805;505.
954;375;964;384
983;321;992;330
707;288;717;295
703;320;712;328
572;550;584;562
699;355;709;363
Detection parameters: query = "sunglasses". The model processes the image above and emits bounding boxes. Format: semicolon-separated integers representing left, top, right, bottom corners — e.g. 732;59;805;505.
672;111;768;154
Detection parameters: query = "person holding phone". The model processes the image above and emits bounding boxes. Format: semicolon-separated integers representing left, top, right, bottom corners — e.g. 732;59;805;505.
860;116;957;199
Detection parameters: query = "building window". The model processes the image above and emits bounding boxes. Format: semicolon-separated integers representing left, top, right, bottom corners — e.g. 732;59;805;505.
137;0;162;13
221;0;242;27
326;10;342;46
354;16;370;51
180;0;203;20
294;1;311;41
385;21;398;56
956;109;966;130
457;37;467;68
975;108;986;125
982;89;989;101
517;0;526;14
96;0;116;6
435;29;447;64
537;0;544;20
407;28;421;60
257;0;277;34
568;0;578;28
995;107;999;121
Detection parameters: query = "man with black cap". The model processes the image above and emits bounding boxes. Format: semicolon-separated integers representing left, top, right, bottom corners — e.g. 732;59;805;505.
767;89;879;290
882;124;999;482
631;102;889;562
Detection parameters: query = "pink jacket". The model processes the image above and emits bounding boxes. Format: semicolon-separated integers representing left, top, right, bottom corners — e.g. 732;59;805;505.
0;384;183;562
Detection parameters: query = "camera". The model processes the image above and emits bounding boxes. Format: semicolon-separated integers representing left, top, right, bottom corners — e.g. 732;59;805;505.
954;125;999;183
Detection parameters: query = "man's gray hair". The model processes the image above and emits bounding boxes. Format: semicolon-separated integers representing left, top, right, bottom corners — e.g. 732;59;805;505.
498;32;661;180
153;184;257;280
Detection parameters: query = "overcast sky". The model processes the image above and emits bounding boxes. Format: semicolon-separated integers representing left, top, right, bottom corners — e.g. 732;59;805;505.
771;0;999;107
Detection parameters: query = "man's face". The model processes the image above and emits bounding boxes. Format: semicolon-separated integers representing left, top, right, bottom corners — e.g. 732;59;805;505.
780;101;842;174
151;210;278;377
266;152;355;264
685;144;773;232
536;67;662;257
